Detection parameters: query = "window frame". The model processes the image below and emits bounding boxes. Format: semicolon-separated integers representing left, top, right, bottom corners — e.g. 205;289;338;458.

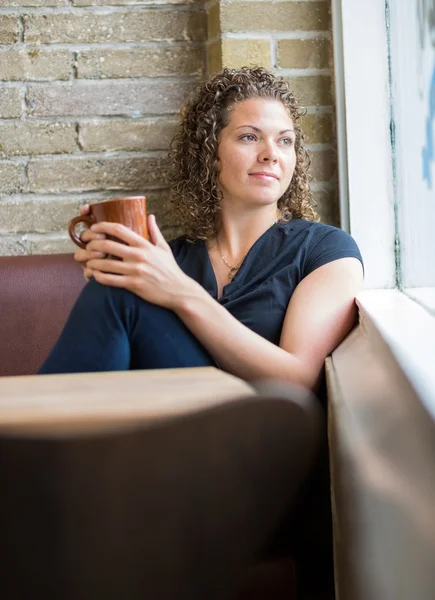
331;0;435;415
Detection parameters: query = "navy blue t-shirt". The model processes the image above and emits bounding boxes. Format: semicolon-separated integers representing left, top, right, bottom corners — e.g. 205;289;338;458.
169;219;363;346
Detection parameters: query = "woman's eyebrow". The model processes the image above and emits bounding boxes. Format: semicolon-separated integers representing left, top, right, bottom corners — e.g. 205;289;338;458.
235;125;295;134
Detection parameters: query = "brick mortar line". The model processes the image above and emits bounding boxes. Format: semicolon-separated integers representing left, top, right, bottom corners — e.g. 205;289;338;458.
0;42;206;50
0;195;169;210
71;50;78;80
17;14;24;44
0;113;183;121
74;122;82;151
0;5;203;15
0;190;170;202
0;82;27;87
19;75;201;85
221;31;331;40
0;150;169;161
22;160;29;193
277;68;332;76
29;235;74;241
2;77;202;85
0;191;170;203
0;115;179;124
0;156;28;164
271;38;277;69
0;198;81;205
0;233;72;241
3;76;204;83
19;86;27;123
0;179;171;192
0;232;30;240
206;36;315;53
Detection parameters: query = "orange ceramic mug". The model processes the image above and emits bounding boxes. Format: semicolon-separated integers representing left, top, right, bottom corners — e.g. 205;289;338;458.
68;196;149;249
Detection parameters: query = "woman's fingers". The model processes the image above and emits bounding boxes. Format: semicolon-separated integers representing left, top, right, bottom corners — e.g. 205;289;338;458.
82;219;172;286
83;266;94;282
81;227;105;244
76;228;107;265
86;237;141;260
74;248;106;264
92;269;131;288
74;206;107;278
148;214;170;249
87;257;142;276
79;203;90;216
90;221;150;248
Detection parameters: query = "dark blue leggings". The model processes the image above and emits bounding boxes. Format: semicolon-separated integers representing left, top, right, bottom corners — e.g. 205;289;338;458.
39;279;216;374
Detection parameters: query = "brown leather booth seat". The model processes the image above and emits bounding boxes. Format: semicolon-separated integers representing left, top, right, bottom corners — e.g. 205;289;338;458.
0;254;85;376
0;253;302;599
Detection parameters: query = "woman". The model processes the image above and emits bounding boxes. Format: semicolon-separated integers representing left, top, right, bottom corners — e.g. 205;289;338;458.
36;67;363;598
39;66;363;384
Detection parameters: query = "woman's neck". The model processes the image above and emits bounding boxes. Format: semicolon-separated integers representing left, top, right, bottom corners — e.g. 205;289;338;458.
210;208;281;263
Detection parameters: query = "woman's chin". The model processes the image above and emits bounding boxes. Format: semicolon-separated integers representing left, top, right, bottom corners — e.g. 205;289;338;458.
245;195;282;207
220;194;281;210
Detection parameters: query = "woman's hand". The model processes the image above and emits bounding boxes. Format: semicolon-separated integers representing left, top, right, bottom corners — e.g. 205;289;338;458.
73;204;107;281
85;214;198;310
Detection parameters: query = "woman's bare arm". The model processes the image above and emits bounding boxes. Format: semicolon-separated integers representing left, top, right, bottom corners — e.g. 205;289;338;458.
174;257;363;389
85;218;363;389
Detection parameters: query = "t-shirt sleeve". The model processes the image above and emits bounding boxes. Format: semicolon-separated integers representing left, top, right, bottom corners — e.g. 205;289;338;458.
304;225;364;277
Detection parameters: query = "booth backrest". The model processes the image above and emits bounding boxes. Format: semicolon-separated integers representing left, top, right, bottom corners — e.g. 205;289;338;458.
0;254;85;377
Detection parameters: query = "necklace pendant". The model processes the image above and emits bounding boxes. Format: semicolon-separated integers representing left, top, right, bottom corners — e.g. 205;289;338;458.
229;267;238;280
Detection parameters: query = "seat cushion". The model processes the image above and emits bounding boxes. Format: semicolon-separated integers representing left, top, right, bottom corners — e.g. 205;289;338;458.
0;254;85;376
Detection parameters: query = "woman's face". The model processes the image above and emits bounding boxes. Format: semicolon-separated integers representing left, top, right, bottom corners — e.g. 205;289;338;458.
217;97;296;211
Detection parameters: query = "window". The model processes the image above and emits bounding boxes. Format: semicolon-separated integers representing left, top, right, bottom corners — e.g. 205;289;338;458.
389;1;435;309
332;0;435;416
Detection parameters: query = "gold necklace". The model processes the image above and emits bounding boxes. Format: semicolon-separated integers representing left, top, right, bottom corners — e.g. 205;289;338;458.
216;239;247;280
217;219;279;280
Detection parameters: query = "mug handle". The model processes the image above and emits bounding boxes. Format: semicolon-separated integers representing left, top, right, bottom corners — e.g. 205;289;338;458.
68;215;95;249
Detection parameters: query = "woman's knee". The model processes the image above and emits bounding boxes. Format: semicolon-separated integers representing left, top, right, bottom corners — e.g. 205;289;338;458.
82;280;179;338
80;278;144;315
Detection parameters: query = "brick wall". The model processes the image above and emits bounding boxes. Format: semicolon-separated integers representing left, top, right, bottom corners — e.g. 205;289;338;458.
0;0;337;256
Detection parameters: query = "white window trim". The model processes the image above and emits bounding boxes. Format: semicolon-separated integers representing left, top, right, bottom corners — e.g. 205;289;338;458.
331;0;435;415
357;289;435;421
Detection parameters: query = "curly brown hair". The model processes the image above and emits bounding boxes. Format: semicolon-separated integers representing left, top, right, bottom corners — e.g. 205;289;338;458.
168;66;319;241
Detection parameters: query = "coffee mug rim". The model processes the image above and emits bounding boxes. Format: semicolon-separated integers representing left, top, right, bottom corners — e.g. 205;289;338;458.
95;196;146;205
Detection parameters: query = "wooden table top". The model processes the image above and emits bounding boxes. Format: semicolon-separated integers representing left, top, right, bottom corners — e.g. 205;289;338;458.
0;367;255;435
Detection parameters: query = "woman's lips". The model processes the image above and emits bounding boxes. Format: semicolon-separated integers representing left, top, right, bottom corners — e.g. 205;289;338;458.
249;172;279;181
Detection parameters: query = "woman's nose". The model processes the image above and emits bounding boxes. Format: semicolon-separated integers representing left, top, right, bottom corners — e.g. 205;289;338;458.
258;143;278;163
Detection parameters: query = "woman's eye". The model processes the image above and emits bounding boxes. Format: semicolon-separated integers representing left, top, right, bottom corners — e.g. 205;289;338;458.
240;134;256;142
280;138;294;146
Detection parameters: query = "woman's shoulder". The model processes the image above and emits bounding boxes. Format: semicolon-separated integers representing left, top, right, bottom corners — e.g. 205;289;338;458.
281;218;347;236
282;218;363;275
282;218;359;247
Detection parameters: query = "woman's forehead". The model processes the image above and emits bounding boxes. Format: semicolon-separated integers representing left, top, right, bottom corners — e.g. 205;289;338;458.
225;98;294;130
